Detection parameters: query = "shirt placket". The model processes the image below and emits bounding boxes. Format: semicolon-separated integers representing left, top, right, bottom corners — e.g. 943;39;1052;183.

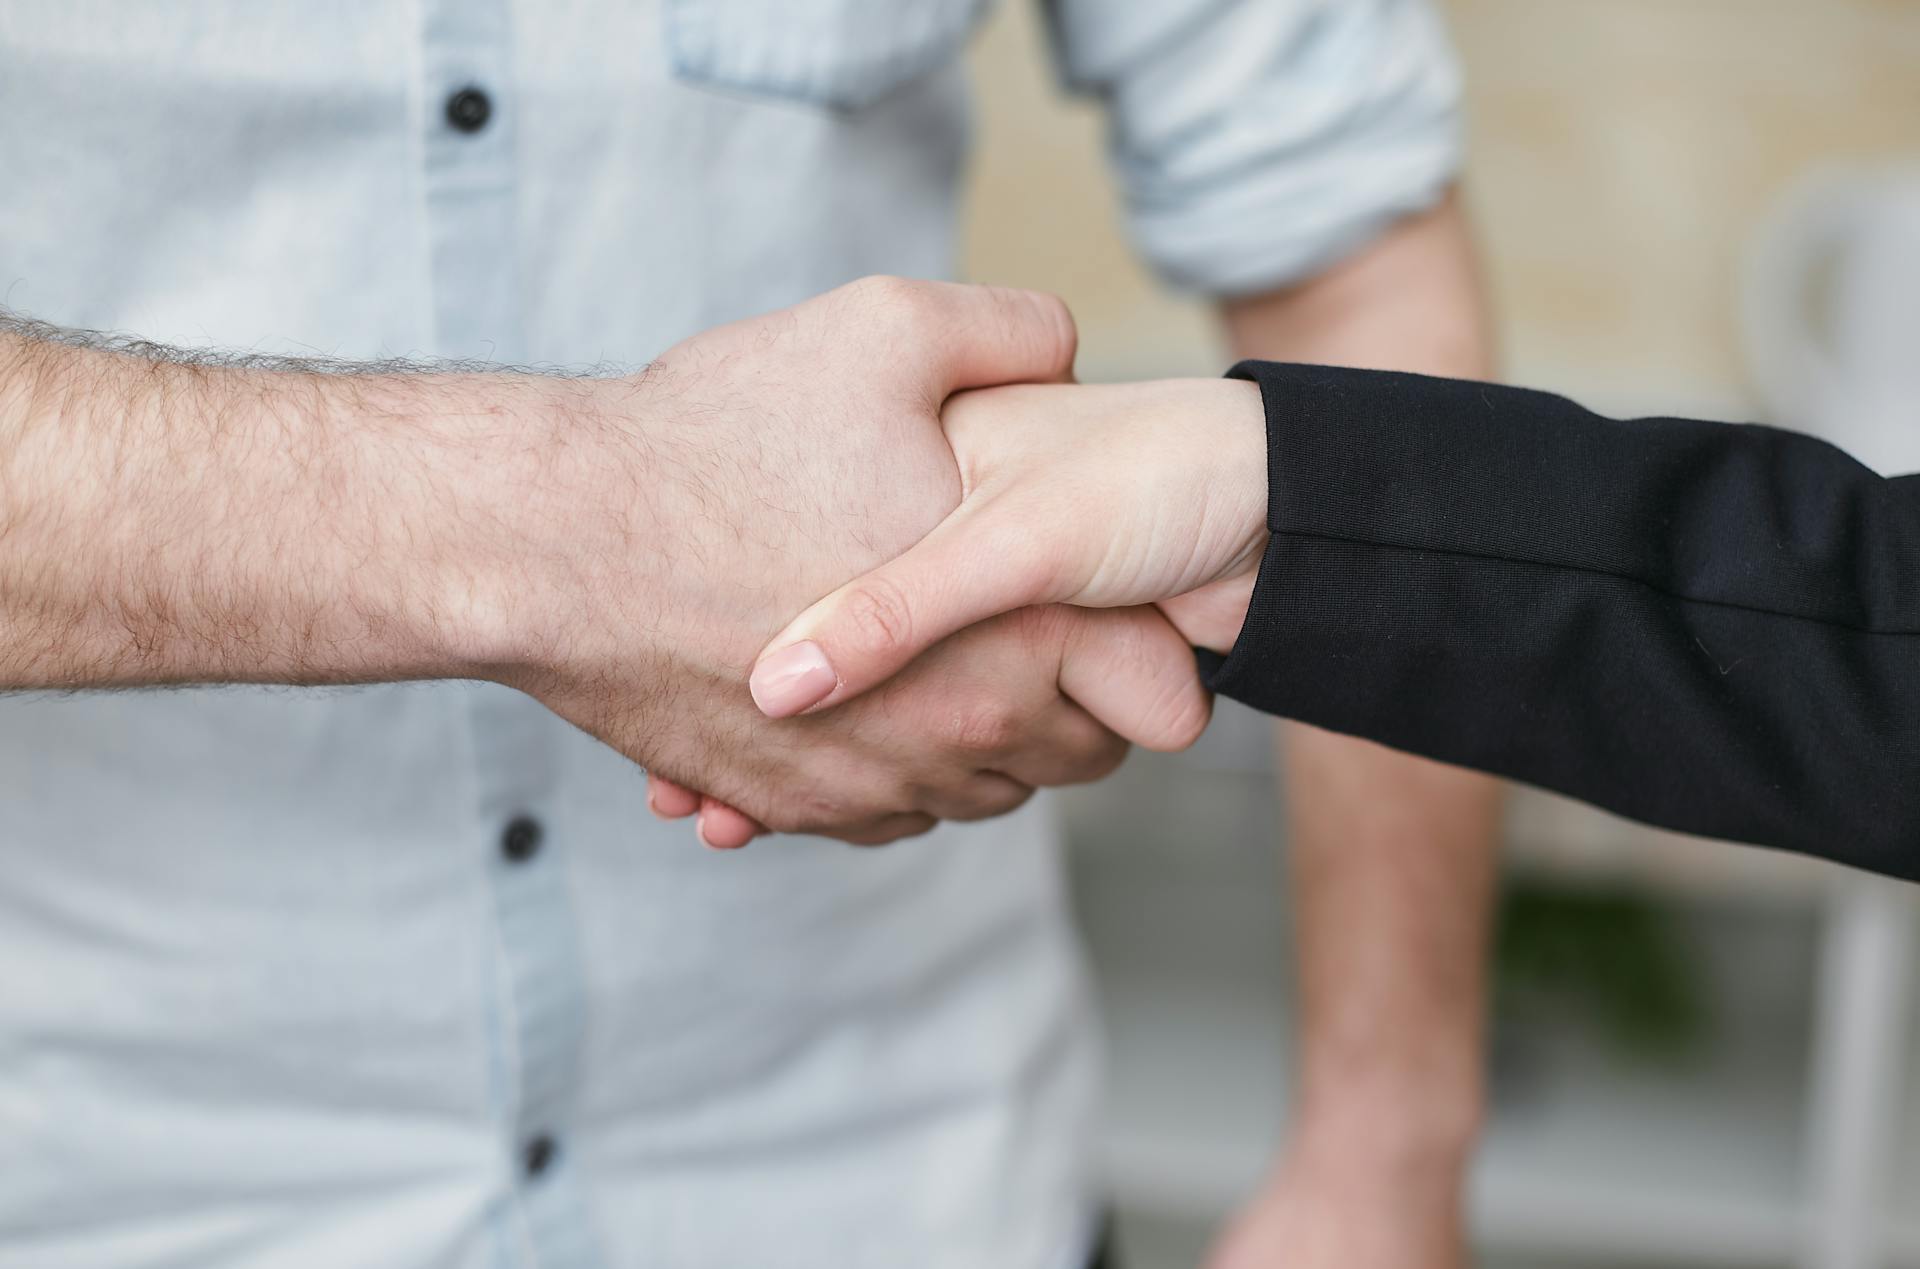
475;723;606;1269
422;0;524;362
419;3;604;1266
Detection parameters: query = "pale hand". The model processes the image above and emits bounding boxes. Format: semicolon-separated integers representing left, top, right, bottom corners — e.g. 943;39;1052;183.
749;377;1269;717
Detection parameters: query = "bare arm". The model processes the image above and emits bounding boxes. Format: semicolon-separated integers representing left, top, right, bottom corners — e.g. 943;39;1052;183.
0;316;539;690
1207;192;1499;1269
0;280;1207;842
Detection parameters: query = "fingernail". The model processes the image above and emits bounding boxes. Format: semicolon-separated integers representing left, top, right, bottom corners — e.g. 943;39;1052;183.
749;641;836;718
697;812;724;850
646;788;662;818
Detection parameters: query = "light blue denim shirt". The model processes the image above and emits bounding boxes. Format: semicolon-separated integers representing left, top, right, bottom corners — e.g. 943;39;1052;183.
0;3;1461;1267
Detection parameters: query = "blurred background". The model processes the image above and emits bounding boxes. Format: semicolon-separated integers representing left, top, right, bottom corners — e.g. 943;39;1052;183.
960;3;1920;1267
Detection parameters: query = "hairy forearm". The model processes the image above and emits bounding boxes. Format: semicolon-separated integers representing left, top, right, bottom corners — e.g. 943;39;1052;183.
0;317;594;691
0;277;1180;846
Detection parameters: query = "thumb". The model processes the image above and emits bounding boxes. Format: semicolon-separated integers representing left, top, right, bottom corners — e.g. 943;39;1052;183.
749;505;1051;719
914;281;1079;395
1055;605;1213;753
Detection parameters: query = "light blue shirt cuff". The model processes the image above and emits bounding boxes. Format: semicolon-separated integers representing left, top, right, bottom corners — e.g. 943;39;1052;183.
1053;0;1467;296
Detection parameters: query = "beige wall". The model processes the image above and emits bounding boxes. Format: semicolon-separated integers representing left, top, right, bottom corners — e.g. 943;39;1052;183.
962;0;1920;415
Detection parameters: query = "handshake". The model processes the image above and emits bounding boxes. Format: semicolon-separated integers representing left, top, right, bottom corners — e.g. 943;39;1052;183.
14;264;1885;879
496;277;1272;849
16;268;1875;870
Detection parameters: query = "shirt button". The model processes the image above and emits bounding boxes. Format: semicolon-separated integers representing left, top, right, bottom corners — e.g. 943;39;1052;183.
500;815;543;864
444;86;493;134
521;1133;558;1180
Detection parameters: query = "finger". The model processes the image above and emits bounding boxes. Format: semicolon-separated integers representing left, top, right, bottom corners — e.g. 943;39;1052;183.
905;280;1078;395
837;812;939;848
915;770;1035;824
696;798;765;850
1157;569;1259;656
995;696;1131;789
647;774;701;819
749;504;1051;719
1057;605;1213;753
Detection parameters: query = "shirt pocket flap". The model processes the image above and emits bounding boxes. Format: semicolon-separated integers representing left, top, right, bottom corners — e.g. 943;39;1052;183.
664;0;987;110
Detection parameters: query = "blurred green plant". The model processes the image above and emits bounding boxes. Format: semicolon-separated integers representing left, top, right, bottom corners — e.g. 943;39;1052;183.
1494;880;1709;1064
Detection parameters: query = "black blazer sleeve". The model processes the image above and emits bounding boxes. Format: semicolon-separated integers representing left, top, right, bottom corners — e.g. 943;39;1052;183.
1199;361;1920;880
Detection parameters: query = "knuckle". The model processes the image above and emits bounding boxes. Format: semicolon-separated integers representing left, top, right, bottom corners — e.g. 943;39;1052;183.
847;272;898;298
785;760;921;835
840;576;916;657
1107;615;1173;680
947;701;1021;754
850;273;921;315
1010;603;1075;657
839;275;934;345
759;806;811;836
770;788;851;837
843;813;933;848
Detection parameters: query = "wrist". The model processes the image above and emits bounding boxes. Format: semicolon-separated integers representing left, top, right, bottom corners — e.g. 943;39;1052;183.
391;371;664;686
1204;376;1270;571
1289;1063;1486;1176
1153;378;1267;653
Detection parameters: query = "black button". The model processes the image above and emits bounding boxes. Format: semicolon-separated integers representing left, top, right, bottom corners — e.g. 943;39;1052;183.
444;86;492;134
500;815;543;864
521;1133;558;1180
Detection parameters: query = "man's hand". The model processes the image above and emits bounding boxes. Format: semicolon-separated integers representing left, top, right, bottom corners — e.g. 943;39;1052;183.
0;279;1210;844
503;281;1211;843
743;377;1270;721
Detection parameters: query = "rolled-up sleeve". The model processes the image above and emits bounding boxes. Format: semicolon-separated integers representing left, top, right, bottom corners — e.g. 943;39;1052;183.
1045;0;1466;295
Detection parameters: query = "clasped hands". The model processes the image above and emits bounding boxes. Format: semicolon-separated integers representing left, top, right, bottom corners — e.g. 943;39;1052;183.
588;277;1269;848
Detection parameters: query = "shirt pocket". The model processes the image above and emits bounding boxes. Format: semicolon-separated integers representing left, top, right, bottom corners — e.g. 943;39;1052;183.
663;0;988;110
